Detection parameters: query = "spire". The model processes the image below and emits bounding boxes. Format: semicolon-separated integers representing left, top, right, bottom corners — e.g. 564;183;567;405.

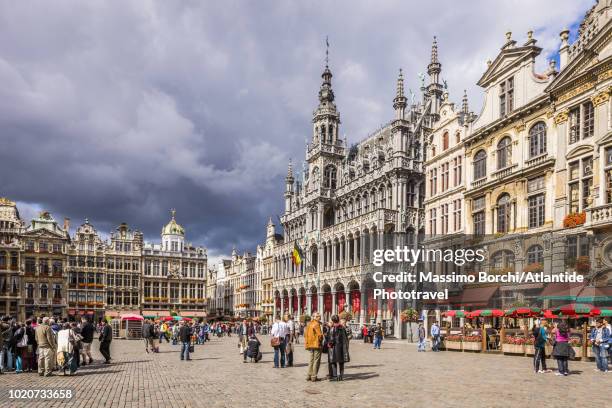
428;36;441;76
431;36;438;65
393;68;407;120
319;37;334;104
286;159;294;181
461;89;469;114
170;208;176;220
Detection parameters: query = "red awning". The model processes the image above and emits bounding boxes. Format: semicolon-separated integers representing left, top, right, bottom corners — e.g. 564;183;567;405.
456;286;499;307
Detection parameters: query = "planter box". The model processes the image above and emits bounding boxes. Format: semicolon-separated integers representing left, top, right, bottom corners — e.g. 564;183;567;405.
572;346;583;360
525;345;535;356
502;343;525;354
444;341;462;351
462;342;482;352
587;346;594;358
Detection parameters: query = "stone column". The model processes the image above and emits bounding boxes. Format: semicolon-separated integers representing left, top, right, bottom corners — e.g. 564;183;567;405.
376;296;383;324
360;289;366;325
280;293;285;317
332;291;337;315
297;293;302;320
306;292;312;316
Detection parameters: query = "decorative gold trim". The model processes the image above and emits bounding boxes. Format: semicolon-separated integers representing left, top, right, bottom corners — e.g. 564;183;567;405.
0;197;16;206
597;69;612;82
557;81;595;103
591;90;610;107
514;123;526;132
554;110;569;125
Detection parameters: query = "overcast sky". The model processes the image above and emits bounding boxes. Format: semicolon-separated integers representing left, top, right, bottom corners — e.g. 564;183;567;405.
0;1;594;264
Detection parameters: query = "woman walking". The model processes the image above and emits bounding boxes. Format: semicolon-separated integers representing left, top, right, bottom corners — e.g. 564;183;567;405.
551;321;572;376
328;315;350;381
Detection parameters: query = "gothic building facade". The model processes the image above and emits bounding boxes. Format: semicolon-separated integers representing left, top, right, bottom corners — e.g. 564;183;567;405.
266;41;443;337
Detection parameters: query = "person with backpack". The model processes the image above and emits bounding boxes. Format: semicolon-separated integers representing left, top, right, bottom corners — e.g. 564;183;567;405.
532;320;551;373
142;320;156;353
79;318;95;365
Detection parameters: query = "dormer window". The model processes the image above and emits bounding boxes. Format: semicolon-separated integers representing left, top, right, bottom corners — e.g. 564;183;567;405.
499;77;514;117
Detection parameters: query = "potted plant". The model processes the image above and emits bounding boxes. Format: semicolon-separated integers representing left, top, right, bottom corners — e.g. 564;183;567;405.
444;334;462;351
400;308;419;342
502;335;526;354
462;335;483;352
563;212;586;228
523;263;543;273
576;256;590;274
569;337;582;359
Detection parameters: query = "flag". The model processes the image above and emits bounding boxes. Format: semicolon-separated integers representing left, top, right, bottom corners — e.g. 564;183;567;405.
291;242;303;266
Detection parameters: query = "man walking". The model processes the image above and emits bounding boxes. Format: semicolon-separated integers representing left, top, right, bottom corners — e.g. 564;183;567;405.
34;317;56;376
178;321;192;361
589;318;610;373
98;320;112;364
304;313;323;382
431;322;440;352
79;318;95;365
417;322;426;352
270;316;289;368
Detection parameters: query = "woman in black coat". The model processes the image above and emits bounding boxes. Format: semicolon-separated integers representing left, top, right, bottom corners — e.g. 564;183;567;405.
328;315;350;381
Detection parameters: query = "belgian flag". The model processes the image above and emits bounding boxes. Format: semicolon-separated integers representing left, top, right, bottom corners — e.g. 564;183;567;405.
291;242;303;266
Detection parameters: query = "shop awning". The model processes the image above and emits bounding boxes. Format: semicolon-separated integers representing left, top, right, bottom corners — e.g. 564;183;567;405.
537;282;585;301
180;311;207;317
456;286;499;307
575;286;612;303
143;310;170;318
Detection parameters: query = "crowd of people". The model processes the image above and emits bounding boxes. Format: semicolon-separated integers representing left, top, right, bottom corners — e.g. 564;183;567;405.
530;317;611;375
0;315;112;377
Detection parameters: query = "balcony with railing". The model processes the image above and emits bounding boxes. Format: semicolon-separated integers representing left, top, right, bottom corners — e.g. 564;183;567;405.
471;178;486;188
587;203;612;227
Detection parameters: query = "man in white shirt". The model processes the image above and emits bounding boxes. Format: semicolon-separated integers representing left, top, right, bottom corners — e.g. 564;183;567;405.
285;315;295;367
270;317;289;368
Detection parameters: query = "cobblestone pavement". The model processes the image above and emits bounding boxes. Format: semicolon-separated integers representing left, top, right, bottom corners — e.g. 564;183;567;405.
0;336;608;408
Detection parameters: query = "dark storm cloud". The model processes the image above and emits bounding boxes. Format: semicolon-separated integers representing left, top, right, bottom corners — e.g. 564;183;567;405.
0;1;592;262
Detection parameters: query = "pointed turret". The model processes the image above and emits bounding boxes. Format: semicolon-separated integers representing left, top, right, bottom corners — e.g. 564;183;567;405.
393;68;407;120
312;37;340;146
426;36;444;117
461;89;469;114
284;160;294;213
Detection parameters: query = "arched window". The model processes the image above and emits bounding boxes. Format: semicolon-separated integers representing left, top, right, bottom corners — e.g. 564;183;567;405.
53;284;61;299
379;188;385;209
323;165;337;189
320;125;326;143
527;245;544;265
363;192;369;212
497;194;511;233
328;124;334;142
491;250;515;271
443;132;449;150
371;189;378;210
26;283;34;299
455;132;461;143
40;284;48;299
497;137;512;169
473;150;487;180
529;122;547;157
431;145;436;157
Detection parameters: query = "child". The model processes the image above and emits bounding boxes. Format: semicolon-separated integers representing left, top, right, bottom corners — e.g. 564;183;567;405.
243;334;262;363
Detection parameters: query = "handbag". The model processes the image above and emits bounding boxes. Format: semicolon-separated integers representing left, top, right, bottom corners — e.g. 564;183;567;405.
270;336;281;347
17;332;28;348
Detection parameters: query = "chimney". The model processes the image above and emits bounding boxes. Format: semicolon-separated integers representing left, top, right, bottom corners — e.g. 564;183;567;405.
63;217;70;231
559;28;570;70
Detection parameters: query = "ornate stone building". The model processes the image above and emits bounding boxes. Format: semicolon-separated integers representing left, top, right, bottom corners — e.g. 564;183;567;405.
269;42;440;337
66;220;107;321
142;211;207;319
255;218;283;321
21;212;70;318
548;0;612;289
0;198;24;317
103;222;143;319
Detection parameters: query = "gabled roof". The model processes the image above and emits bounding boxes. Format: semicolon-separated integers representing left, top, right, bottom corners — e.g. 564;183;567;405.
477;45;541;88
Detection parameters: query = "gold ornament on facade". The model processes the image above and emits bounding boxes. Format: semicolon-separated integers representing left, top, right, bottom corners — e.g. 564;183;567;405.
0;197;16;206
597;69;612;82
557;81;595;103
591;90;610;107
554;111;569;125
